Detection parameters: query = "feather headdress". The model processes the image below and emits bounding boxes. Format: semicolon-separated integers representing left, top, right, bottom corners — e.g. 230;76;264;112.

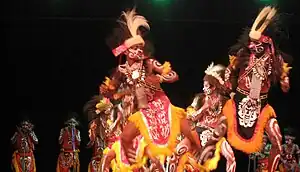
249;6;277;40
205;62;225;85
83;95;102;123
64;112;79;126
111;8;150;57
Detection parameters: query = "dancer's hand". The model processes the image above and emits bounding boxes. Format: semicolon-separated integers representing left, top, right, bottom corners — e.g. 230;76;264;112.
149;158;164;172
108;123;116;133
127;148;138;164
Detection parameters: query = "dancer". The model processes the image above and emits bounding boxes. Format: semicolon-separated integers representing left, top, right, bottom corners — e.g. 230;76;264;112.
167;62;236;172
279;127;300;172
223;6;292;172
84;93;148;172
101;8;199;170
249;134;274;172
85;95;109;172
11;116;38;172
56;112;81;172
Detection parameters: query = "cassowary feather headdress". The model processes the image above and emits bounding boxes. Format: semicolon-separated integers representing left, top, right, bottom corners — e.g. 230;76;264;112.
106;8;151;57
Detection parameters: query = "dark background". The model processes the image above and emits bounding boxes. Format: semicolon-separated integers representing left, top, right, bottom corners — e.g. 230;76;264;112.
5;0;300;171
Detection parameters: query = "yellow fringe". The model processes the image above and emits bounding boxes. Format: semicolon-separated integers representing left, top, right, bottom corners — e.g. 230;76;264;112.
12;151;36;172
203;138;225;170
177;152;208;172
128;105;185;157
186;106;196;117
177;138;225;172
88;162;91;172
281;62;292;79
12;151;21;172
56;151;80;172
110;139;148;172
162;61;171;75
229;55;237;69
103;147;110;155
223;99;276;154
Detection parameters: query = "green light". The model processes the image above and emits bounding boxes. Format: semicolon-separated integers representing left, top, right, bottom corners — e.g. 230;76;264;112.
152;0;171;5
256;0;278;5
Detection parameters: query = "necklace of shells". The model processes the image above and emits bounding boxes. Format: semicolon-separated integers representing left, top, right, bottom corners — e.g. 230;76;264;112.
124;61;146;86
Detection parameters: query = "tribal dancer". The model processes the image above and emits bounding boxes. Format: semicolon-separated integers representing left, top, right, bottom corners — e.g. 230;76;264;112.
11;116;38;172
56;112;81;172
249;134;275;172
84;94;148;172
279;127;300;172
167;62;236;172
85;95;109;172
223;6;292;172
101;8;199;170
84;95;121;171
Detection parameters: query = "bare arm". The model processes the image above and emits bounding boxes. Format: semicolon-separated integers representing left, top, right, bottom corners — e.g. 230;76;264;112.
224;55;239;93
58;128;64;144
11;132;18;144
295;144;300;164
30;131;38;144
76;129;81;146
147;59;179;83
205;116;228;147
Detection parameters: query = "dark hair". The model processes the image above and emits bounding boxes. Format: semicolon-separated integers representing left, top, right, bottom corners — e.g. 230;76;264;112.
203;75;230;105
229;12;292;84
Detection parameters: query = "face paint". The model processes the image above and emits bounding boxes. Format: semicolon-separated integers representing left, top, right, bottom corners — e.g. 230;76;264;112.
67;118;78;127
203;80;212;95
285;138;293;145
127;46;144;60
248;41;265;54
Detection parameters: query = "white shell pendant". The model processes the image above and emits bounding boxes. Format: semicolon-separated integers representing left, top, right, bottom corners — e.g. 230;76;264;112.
132;70;140;80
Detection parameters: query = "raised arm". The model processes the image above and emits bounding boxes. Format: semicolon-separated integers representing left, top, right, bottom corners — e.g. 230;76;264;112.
75;129;81;146
29;131;38;145
224;55;239;93
11;132;18;145
87;120;97;148
99;69;124;98
58;128;64;144
295;144;300;165
146;58;179;83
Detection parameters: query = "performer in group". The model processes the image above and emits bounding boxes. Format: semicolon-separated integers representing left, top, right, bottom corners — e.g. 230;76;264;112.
56;112;81;172
85;95;108;172
11;116;38;172
84;94;125;171
279;127;300;172
249;134;275;172
223;6;292;172
166;62;236;172
101;8;199;170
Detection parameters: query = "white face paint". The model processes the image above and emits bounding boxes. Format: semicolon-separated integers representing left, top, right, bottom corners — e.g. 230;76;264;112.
127;46;144;60
285;138;293;145
203;80;212;95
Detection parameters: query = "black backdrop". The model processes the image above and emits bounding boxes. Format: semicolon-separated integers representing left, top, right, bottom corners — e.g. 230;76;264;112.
5;0;300;171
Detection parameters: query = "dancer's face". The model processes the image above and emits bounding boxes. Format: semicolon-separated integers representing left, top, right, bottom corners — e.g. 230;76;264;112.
126;46;144;60
248;40;266;56
203;80;215;95
285;138;293;145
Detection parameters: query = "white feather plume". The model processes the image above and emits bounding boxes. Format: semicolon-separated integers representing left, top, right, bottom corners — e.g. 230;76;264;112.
120;8;150;37
204;62;225;85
